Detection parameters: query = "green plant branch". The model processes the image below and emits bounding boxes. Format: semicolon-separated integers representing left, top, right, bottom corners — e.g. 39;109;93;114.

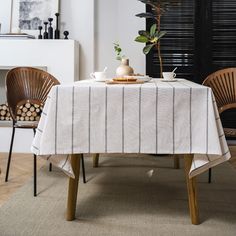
135;0;181;78
114;43;125;61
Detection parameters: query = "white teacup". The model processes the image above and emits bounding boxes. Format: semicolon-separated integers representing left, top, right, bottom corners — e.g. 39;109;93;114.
162;72;176;80
90;71;107;81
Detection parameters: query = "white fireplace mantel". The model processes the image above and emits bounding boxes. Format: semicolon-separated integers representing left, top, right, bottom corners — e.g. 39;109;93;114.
0;39;79;153
0;39;79;83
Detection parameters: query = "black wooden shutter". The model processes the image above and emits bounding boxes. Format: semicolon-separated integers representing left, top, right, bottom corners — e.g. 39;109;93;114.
147;0;236;81
146;0;195;80
212;0;236;71
212;0;236;131
146;0;236;132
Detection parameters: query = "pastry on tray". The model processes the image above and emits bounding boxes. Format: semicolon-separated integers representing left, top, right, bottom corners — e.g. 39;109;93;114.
113;77;137;82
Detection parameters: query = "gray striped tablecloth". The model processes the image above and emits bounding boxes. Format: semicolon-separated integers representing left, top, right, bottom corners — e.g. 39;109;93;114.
31;79;231;178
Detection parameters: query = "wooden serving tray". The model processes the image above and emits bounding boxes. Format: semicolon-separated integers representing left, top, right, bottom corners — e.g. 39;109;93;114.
106;79;145;85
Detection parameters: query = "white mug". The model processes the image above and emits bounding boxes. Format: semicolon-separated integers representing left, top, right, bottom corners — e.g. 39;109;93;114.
162;72;176;80
90;71;107;81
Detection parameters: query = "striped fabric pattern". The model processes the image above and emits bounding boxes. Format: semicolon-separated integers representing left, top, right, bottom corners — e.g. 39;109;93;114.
31;79;231;178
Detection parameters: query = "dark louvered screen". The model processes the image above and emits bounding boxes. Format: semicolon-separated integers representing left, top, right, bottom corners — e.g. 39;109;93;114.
146;0;195;80
146;0;236;136
212;0;236;70
212;0;236;132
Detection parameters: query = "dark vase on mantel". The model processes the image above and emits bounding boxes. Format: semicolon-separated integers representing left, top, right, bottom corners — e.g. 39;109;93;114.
48;18;53;39
43;22;48;39
54;13;60;39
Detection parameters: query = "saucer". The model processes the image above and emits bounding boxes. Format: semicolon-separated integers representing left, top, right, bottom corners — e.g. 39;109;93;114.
94;78;110;82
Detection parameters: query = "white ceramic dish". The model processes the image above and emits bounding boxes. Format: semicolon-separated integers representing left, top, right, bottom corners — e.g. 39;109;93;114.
124;75;151;82
161;79;178;82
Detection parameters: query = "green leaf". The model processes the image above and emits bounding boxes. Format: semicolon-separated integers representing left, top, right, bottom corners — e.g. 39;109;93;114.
114;42;125;61
138;30;150;38
155;31;167;39
135;12;156;19
114;43;122;54
150;24;157;37
143;44;155;55
135;35;149;43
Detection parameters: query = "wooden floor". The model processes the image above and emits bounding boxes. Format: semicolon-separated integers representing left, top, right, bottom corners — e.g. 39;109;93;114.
0;153;45;207
0;147;236;207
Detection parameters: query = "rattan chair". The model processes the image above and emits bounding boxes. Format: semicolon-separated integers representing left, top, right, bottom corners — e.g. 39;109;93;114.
203;68;236;183
5;67;86;196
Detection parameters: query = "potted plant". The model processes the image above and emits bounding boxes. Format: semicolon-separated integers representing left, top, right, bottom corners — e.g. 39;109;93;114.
135;0;180;78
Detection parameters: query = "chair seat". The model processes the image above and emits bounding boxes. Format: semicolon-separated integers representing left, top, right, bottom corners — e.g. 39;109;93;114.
224;128;236;138
14;122;38;129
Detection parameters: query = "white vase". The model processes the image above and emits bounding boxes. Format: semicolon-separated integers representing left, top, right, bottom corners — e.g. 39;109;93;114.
116;58;134;77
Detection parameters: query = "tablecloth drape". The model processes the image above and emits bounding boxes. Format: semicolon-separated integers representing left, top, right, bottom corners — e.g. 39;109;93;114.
31;79;231;178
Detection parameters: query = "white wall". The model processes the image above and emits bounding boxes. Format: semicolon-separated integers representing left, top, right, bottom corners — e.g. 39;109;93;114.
0;0;11;33
117;0;145;75
60;0;95;80
61;0;145;79
95;0;145;77
1;0;145;80
0;0;146;153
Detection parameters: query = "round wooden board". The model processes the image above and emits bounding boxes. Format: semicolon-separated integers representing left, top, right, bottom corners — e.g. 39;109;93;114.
105;80;145;84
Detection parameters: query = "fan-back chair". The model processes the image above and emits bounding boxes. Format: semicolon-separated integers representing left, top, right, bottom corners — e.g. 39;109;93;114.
5;67;86;196
203;68;236;183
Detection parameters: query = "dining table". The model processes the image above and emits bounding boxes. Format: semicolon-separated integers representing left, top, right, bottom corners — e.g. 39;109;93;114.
31;78;231;225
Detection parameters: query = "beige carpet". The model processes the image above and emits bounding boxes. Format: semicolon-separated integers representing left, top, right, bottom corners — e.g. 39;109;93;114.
0;154;236;236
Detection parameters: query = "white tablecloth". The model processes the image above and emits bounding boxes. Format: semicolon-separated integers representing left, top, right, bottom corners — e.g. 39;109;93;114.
31;79;231;178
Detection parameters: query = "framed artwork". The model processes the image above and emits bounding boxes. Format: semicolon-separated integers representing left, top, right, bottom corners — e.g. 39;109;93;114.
11;0;60;35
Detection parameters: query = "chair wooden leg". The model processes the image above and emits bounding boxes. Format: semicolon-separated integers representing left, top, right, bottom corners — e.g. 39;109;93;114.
93;153;99;168
66;154;81;221
5;126;16;182
174;155;180;169
34;154;37;197
208;168;212;183
32;128;37;197
81;154;86;183
49;163;52;172
184;154;199;225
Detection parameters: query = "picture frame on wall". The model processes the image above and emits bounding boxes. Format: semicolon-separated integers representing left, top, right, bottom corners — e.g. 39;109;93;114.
10;0;60;35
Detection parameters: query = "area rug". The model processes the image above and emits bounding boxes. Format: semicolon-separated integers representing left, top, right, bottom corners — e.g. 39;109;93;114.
0;154;236;236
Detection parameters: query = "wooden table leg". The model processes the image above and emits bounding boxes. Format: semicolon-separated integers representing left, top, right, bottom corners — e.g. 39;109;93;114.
93;153;99;168
184;154;199;225
174;155;180;169
66;154;81;221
